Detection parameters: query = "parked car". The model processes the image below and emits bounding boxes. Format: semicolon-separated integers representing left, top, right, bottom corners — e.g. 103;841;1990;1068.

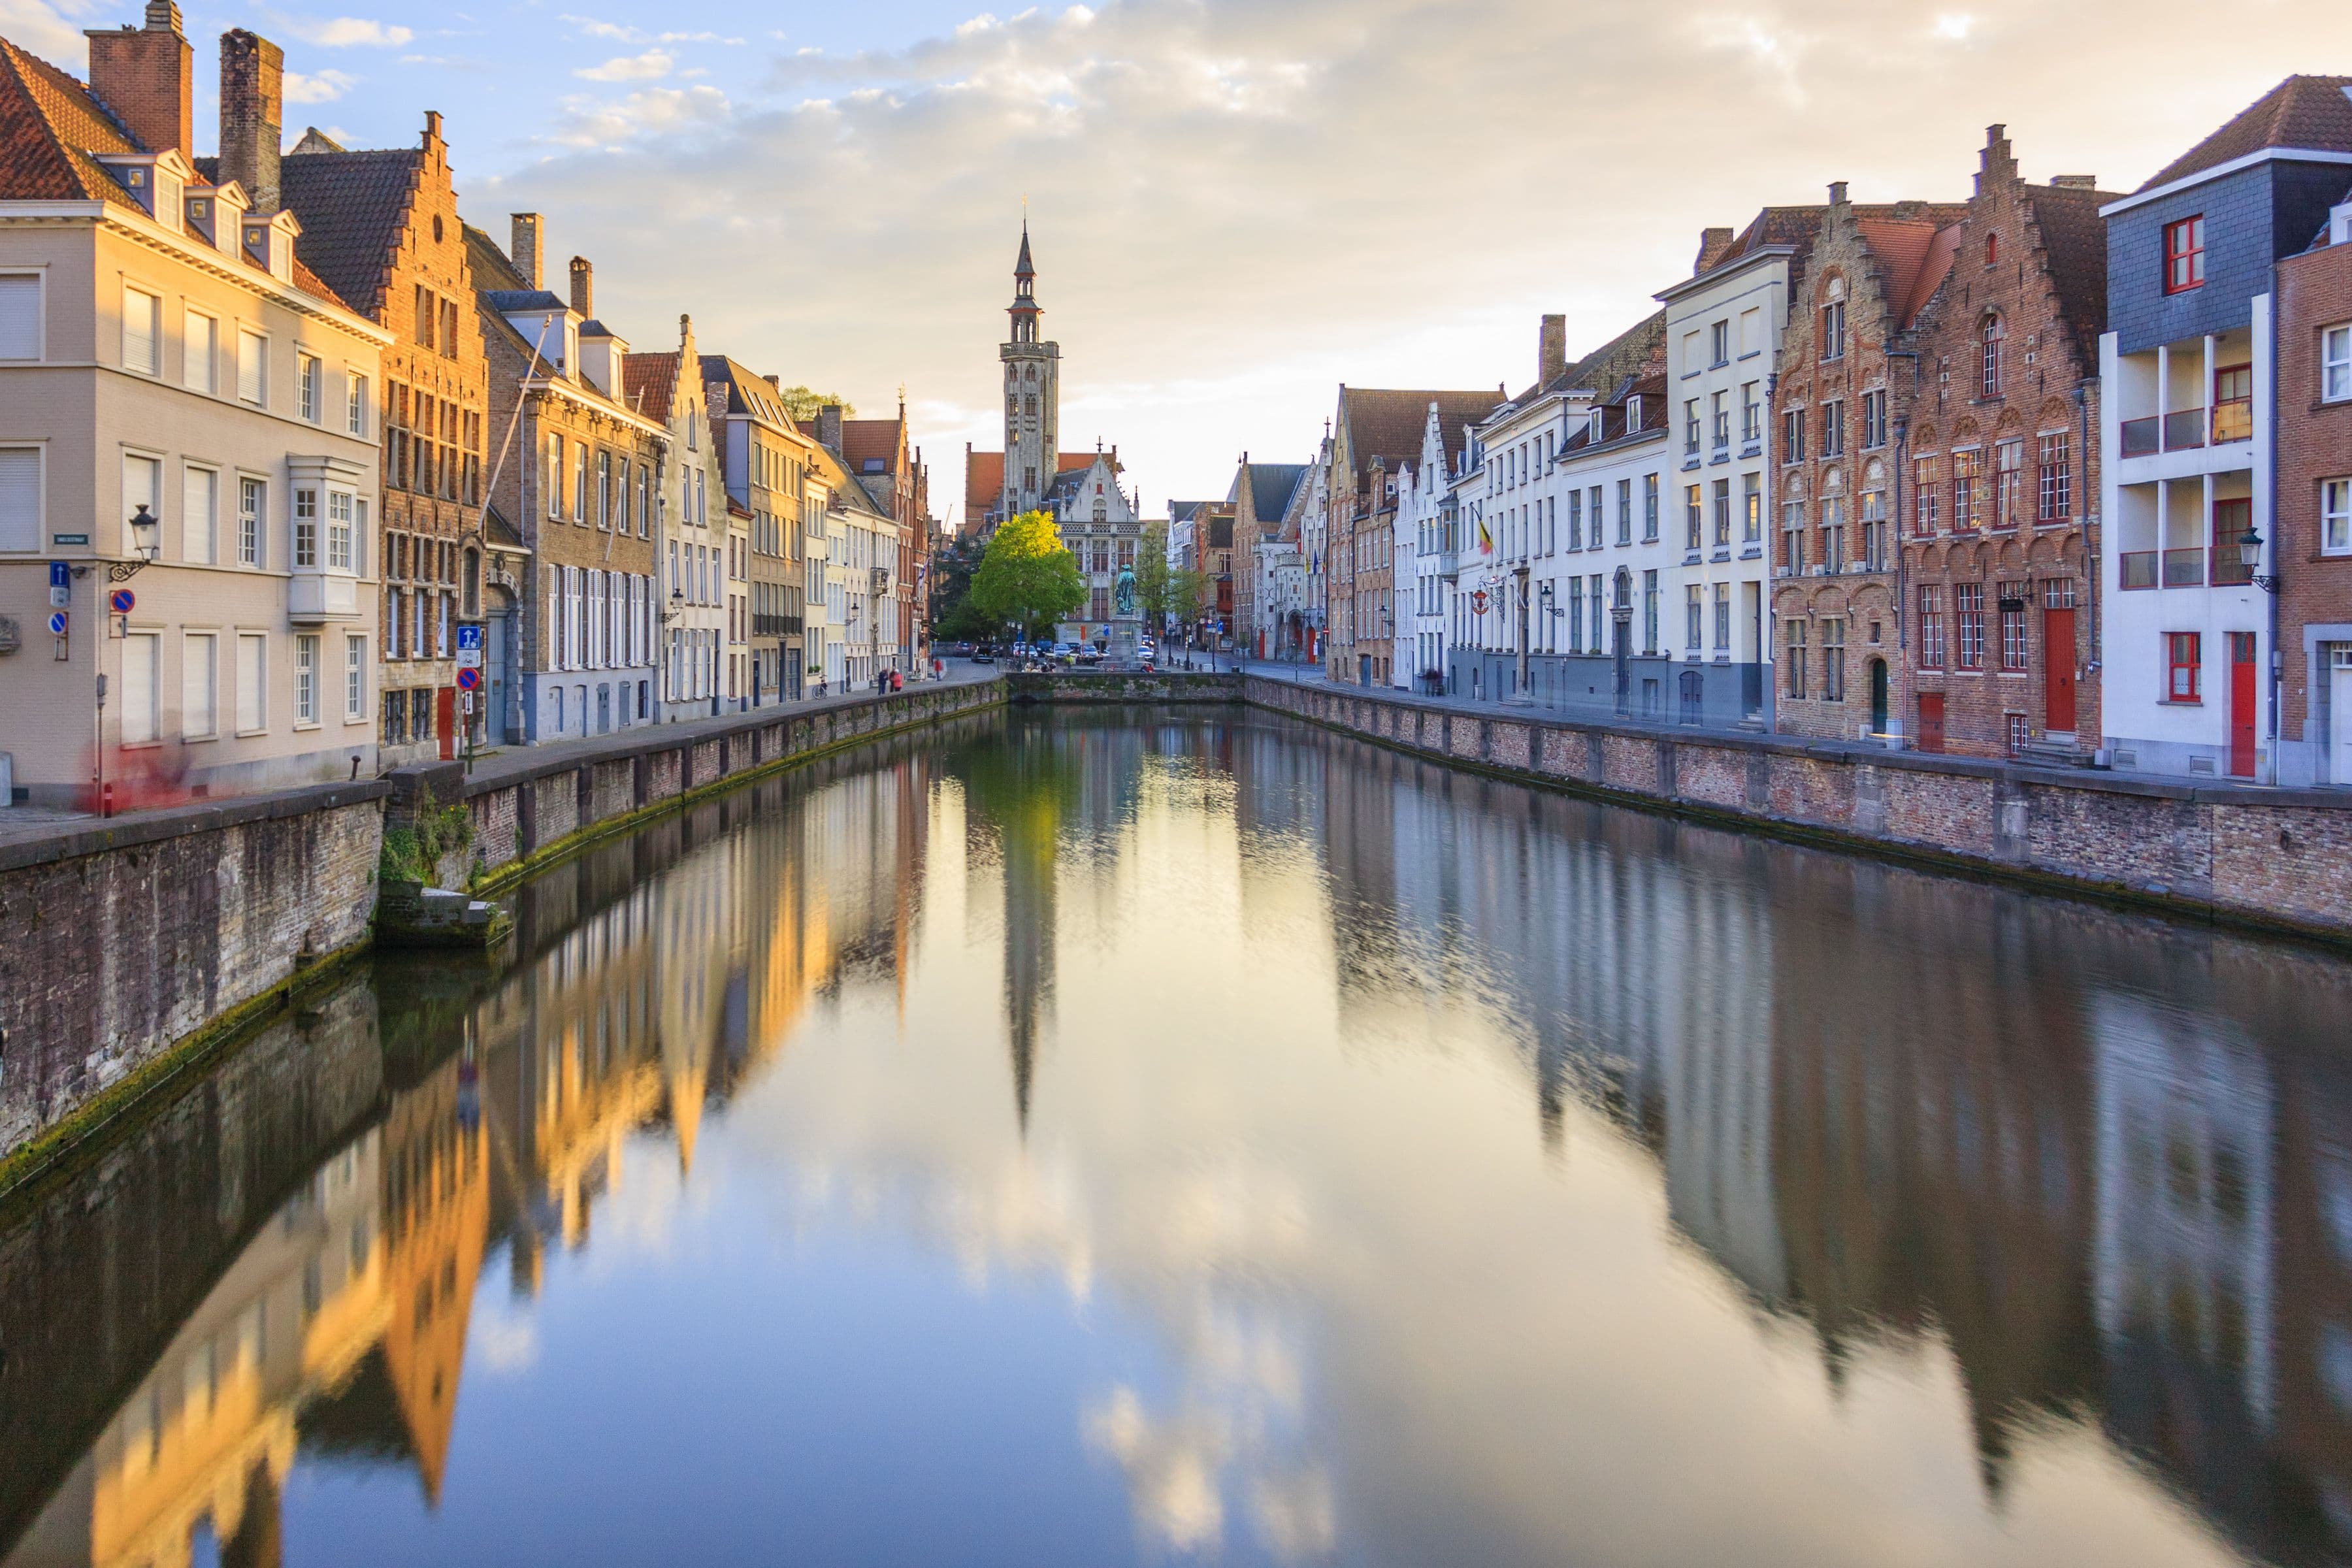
971;648;996;665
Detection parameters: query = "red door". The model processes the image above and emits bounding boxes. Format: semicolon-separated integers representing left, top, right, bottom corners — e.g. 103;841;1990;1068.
2043;607;2077;732
1918;693;1946;754
436;687;457;762
2227;632;2257;778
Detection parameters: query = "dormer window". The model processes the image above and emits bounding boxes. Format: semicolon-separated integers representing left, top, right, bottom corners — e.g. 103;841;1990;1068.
1626;395;1643;430
1590;409;1606;444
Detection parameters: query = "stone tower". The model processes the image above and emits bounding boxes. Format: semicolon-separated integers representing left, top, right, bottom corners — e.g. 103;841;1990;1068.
999;221;1060;520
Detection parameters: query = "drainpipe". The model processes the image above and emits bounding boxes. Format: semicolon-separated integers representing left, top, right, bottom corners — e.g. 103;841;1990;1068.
2076;380;2100;704
2264;289;2283;783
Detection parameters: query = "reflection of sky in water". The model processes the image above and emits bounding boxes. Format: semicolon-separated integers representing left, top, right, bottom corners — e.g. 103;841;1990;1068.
10;712;2351;1567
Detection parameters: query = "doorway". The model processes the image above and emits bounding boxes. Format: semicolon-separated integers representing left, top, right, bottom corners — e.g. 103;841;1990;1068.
2228;632;2257;778
436;687;456;761
2043;600;2077;733
1869;659;1888;736
1918;693;1946;753
2333;647;2352;785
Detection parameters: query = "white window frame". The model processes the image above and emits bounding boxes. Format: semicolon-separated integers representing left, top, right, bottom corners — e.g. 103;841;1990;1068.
0;444;40;553
236;632;268;735
181;630;218;740
293;487;318;568
2325;324;2351;405
182;308;216;393
297;353;319;421
345;635;367;723
121;629;161;744
122;284;160;375
346;370;368;436
238;329;268;406
2324;477;2351;557
238;476;265;566
182;463;218;565
327;490;354;571
0;271;41;362
294;633;319;725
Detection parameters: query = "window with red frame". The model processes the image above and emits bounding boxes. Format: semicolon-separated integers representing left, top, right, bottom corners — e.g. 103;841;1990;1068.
1986;233;1999;267
2166;632;2201;701
1956;583;1985;669
2037;433;2071;521
1952;449;1981;531
2164;216;2205;294
1917;586;1946;668
1981;314;2004;399
1993;438;2024;529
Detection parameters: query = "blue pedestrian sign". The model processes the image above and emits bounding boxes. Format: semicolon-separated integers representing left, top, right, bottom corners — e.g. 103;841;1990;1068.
456;624;483;652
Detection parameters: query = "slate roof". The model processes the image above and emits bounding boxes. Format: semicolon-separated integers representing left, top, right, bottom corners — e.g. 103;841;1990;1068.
699;355;796;429
1557;372;1670;456
257;147;422;318
1508;311;1668;408
1337;387;1510;486
619;351;678;423
811;440;890;523
1243;463;1308;523
2141;76;2352;191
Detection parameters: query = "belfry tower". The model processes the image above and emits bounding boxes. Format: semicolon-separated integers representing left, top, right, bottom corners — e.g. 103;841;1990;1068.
998;221;1060;519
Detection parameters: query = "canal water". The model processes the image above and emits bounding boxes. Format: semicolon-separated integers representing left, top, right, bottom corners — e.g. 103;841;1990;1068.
3;706;2347;1567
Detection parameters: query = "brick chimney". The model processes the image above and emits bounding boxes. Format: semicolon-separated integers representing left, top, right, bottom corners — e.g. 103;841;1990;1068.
2050;174;2099;190
1694;226;1735;276
218;29;282;213
568;255;592;318
86;1;193;156
1978;123;2016;195
510;214;542;289
818;404;843;450
1828;180;1849;206
1538;314;1567;387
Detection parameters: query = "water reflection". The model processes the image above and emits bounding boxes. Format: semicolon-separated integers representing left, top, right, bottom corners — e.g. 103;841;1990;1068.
3;708;2350;1566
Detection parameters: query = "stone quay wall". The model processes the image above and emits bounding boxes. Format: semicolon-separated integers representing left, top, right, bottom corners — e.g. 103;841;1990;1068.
1243;677;2352;944
0;781;389;1166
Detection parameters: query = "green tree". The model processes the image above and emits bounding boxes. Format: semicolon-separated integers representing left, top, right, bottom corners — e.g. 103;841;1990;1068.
772;386;857;422
1171;567;1210;639
1132;521;1175;632
968;510;1086;644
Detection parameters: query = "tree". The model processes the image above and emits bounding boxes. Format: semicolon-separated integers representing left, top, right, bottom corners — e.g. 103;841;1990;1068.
1171;567;1211;640
772;385;857;422
1132;521;1175;632
968;510;1085;644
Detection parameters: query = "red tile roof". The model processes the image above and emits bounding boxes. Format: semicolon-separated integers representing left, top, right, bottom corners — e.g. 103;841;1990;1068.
964;448;1092;524
841;417;903;475
620;351;678;423
2141;76;2352;191
1855;218;1948;330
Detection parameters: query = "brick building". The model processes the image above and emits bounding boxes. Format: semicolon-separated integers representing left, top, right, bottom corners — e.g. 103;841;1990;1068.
261;112;493;764
468;220;664;741
621;314;732;717
1226;456;1308;661
704;357;818;697
2274;188;2352;785
833;399;931;676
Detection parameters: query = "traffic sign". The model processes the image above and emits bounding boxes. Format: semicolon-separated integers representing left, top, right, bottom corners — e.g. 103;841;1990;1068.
457;647;482;669
457;666;481;691
456;624;483;652
46;610;67;636
48;563;68;587
108;588;135;615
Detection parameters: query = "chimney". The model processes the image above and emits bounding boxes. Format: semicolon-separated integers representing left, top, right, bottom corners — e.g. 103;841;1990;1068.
2050;174;2099;190
86;2;193;156
1694;226;1735;276
568;255;593;319
1978;123;2016;194
1828;180;1848;206
1538;314;1567;387
510;214;542;289
218;30;283;213
819;404;843;450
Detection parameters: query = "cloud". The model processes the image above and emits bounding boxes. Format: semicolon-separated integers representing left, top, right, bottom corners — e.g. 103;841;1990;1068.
278;14;414;47
1931;12;1978;39
0;0;92;56
481;0;2342;517
559;12;741;44
576;49;676;82
283;67;360;103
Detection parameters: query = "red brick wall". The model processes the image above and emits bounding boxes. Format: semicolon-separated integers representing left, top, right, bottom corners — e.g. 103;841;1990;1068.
2274;231;2352;747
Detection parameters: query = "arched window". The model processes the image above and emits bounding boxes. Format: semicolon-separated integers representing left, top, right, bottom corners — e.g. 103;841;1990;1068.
1980;312;2004;399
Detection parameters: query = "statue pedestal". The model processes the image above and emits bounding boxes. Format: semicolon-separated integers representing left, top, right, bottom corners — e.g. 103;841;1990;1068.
1109;623;1140;659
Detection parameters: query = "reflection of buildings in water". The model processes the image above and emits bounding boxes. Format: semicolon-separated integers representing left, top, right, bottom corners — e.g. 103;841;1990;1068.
5;1046;489;1568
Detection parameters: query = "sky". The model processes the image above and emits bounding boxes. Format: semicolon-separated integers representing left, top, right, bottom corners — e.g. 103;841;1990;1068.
8;0;2351;524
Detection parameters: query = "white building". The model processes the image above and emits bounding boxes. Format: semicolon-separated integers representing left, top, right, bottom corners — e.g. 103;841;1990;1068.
1047;447;1141;649
1654;225;1792;727
622;317;728;719
1532;374;1674;718
1397;406;1450;690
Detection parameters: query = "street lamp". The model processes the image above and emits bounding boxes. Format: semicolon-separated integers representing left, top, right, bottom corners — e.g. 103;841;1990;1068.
109;504;159;582
2238;523;2279;593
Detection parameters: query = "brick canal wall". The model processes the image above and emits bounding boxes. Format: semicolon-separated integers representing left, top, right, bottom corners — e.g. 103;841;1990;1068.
0;780;387;1165
1007;670;1244;704
1244;677;2352;943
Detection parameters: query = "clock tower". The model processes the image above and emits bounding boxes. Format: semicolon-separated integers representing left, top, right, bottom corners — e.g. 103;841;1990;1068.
999;221;1060;520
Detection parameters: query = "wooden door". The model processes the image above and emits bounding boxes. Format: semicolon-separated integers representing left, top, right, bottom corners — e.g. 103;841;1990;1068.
2228;632;2257;778
2043;607;2077;732
1918;693;1946;753
436;687;457;761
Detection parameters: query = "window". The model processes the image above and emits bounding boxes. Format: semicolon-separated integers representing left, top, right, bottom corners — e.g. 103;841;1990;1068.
1956;583;1985;669
573;444;589;523
1782;407;1806;463
1821;495;1847;570
295;634;318;723
1686;584;1703;650
182;465;216;564
2325;478;2351;556
1913;457;1938;535
1685;485;1703;551
1999;584;2029;671
1713;583;1731;651
1786;620;1808;698
1980;314;2004;399
1643;569;1659;653
1861;488;1887;569
0;272;37;360
183;310;214;392
237;330;266;404
2212;496;2253;585
122;631;159;743
1567;490;1582;551
1821;300;1846;361
0;446;36;551
546;433;564;517
2163;216;2205;294
1952;449;1980;531
1985;233;1999;267
1684;399;1700;456
1823;619;1846;701
1642;474;1659;540
2037;433;2071;520
327;491;354;571
122;453;161;549
1918;587;1945;668
1821;400;1845;458
2325;325;2351;403
347;373;368;436
2166;632;2201;701
1781;502;1805;574
1711;319;1729;366
182;632;216;738
1617;479;1633;546
1861;389;1886;449
1741;382;1760;444
237;634;266;732
346;636;367;721
298;353;319;421
293;489;317;567
238;478;263;566
1993;438;2023;529
2212;363;2253;443
123;286;159;374
1712;478;1731;547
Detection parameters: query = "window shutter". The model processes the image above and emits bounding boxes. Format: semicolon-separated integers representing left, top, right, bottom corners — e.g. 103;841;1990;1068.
0;448;38;551
238;333;264;403
0;276;38;359
123;287;156;372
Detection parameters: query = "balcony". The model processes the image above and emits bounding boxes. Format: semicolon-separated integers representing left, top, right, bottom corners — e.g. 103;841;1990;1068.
2163;408;2206;451
2121;416;2160;458
2163;547;2205;587
2121;550;2158;590
2212;397;2251;444
288;571;361;623
2211;548;2253;587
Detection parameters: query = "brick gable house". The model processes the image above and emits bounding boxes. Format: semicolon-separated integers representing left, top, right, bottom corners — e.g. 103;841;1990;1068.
1898;128;2114;759
2276;188;2352;785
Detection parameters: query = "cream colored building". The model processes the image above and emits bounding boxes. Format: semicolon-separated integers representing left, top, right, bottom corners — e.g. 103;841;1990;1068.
1;27;387;806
